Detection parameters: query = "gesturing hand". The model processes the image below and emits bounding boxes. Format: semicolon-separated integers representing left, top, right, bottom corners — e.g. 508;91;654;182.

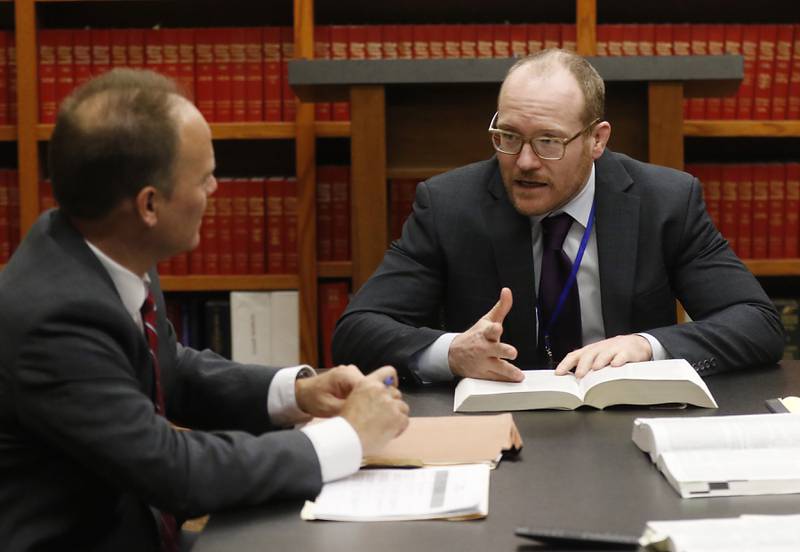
448;287;524;382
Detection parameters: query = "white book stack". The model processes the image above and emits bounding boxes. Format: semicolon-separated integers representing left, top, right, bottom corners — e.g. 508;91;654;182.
230;291;299;366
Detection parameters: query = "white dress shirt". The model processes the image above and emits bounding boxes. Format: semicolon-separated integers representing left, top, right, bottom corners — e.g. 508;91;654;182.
414;163;667;382
86;241;362;483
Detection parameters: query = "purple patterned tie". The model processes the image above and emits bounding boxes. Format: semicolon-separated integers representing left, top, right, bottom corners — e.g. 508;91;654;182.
538;213;583;365
141;291;179;552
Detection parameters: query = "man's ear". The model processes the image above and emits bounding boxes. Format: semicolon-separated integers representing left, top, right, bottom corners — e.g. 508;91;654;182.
590;121;611;160
135;186;159;227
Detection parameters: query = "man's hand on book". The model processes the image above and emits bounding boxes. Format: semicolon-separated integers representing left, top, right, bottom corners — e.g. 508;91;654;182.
448;287;524;382
554;334;653;378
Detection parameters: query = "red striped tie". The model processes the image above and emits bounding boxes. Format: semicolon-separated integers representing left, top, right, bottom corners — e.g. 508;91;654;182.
141;290;179;552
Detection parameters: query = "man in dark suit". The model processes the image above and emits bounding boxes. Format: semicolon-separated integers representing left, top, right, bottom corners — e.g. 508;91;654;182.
332;48;783;384
0;69;409;552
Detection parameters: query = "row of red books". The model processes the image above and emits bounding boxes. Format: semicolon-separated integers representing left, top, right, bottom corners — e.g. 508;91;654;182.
0;169;20;264
0;32;16;125
597;24;800;120
318;281;350;367
38;27;298;124
686;163;800;259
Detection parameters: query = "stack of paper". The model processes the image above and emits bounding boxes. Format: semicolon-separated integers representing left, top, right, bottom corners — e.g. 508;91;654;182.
632;413;800;497
301;464;490;522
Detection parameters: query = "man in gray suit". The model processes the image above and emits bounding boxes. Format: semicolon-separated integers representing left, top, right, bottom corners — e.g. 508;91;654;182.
0;69;408;552
333;48;783;384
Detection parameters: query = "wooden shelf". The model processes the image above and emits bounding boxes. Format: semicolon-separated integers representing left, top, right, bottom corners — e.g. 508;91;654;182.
35;121;350;140
318;261;352;278
684;120;800;137
159;274;299;292
387;166;454;180
0;126;16;141
744;259;800;277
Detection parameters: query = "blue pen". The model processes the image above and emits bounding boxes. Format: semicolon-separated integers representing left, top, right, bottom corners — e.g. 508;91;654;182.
383;375;395;387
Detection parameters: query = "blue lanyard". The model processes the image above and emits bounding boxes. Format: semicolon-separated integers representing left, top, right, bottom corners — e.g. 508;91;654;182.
537;200;596;366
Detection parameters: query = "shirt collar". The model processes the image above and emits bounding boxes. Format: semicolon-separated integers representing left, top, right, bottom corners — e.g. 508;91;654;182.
84;240;150;322
531;162;596;228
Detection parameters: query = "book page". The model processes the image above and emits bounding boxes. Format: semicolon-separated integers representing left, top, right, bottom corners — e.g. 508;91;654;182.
657;447;800;498
453;370;581;412
632;413;800;461
781;396;800;413
300;464;489;522
642;514;800;550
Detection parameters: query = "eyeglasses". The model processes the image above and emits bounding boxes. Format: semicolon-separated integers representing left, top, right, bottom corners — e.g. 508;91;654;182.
488;112;600;160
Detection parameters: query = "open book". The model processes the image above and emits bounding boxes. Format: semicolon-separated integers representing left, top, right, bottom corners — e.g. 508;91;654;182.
640;514;800;550
632;413;800;498
300;464;490;522
454;359;717;412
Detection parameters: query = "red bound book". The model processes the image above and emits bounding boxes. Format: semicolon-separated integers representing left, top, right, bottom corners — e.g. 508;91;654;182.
672;24;691;118
527;24;544;55
596;25;609;56
72;29;91;91
655;24;673;56
510;24;527;58
231;178;249;274
213;28;233;122
751;164;770;258
349;24;366;61
722;25;743;119
247;178;266;274
8;171;18;254
705;25;725;119
460;25;478;59
331;166;350;261
230;28;247;122
366;25;382;60
688;25;708;120
281;27;297;122
785;163;800;258
382;25;399;60
244;28;264;121
54;30;74;112
318;282;349;368
283;177;298;274
39;178;56;212
702;165;722;231
201;192;219;274
543;23;560;50
768;163;786;258
0;33;8;126
172;252;189;276
215;178;234;274
157;259;172;276
754;24;777;120
90;29;111;78
316;166;333;261
161;29;179;81
429;25;445;59
737;25;760;119
622;24;639;56
126;29;145;69
772;25;793;119
263;26;282;122
265;177;284;273
397;25;413;59
412;25;430;59
0;171;9;263
330;26;349;120
144;28;164;77
737;164;754;259
189;244;204;275
638;24;655;56
7;33;15;124
561;24;576;52
493;24;510;58
313;26;331;120
607;24;623;56
445;25;461;59
110;28;127;68
788;24;800;119
477;24;493;59
195;29;215;121
720;165;739;253
177;28;195;102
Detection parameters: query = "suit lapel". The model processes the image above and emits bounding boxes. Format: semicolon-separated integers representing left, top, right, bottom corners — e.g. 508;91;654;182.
482;162;539;366
594;151;640;337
